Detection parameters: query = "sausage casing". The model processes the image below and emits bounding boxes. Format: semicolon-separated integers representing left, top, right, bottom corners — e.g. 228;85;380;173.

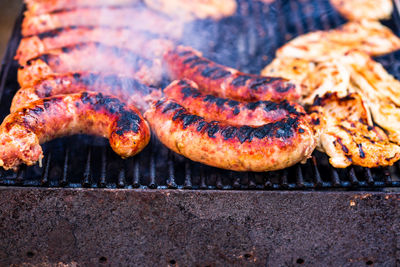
144;99;316;172
18;42;162;87
164;79;305;126
163;46;300;102
0;92;150;170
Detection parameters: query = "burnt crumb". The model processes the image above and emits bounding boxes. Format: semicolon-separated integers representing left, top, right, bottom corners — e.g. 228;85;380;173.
183;55;199;64
358;143;365;158
275;83;294;93
233;106;240;115
190;59;209;68
61;46;73;53
162;102;181;113
228;100;239;107
80;92;92;104
337;138;349;153
312;118;320;125
246;102;260;110
30;106;44;115
72;72;82;81
155;99;165;107
177;80;191;86
312;96;323;106
298;128;304;133
206;122;220;138
341;95;356;101
231;75;252;87
210;70;231;80
182;114;201;129
196;121;206;131
37;28;64;39
346;155;353;162
249;77;270;90
367;126;374;131
172;109;185;121
201;67;220;78
75;102;80;108
237;126;254;143
221;126;237;140
216;98;228;107
203;94;217;103
116;110;141;134
180;86;201;99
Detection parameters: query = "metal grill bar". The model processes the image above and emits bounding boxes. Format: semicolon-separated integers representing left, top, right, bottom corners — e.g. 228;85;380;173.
1;0;400;190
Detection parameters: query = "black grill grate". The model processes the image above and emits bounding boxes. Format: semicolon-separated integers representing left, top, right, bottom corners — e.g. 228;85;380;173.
1;0;400;190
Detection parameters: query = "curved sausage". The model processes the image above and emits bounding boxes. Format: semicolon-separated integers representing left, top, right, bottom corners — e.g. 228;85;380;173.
163;45;300;102
144;99;316;172
0;92;150;170
164;79;305;126
11;72;162;113
18;42;162;87
15;26;174;65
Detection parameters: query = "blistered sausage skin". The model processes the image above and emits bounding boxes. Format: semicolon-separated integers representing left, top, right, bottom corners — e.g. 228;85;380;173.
15;26;174;65
164;79;305;126
163;46;300;102
11;72;161;113
0;92;150;171
144;99;316;172
18;42;162;87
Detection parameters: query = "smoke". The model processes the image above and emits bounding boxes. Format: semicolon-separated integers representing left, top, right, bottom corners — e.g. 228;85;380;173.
20;0;243;112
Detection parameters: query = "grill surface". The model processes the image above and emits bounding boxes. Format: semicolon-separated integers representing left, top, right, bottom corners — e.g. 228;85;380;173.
1;0;400;190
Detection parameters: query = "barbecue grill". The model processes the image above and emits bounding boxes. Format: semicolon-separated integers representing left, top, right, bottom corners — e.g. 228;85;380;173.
1;0;400;266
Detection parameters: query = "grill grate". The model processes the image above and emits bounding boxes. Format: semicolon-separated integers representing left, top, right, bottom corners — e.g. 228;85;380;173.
1;0;400;190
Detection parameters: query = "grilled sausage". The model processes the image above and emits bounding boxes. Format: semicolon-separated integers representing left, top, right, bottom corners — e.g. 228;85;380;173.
144;99;316;172
0;92;150;170
163;46;300;102
18;42;162;87
15;26;174;65
22;7;184;39
164;79;305;126
11;72;161;113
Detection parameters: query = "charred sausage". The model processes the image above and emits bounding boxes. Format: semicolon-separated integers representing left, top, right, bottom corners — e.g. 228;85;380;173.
0;92;150;170
163;46;300;102
164;79;305;126
18;42;162;87
16;26;174;65
11;72;161;113
144;99;316;172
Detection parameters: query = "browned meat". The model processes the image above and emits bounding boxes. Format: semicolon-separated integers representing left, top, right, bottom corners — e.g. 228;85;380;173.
310;92;400;168
164;79;306;126
22;7;184;39
277;20;400;60
0;92;150;171
144;98;316;172
17;42;163;87
163;46;300;102
16;27;174;65
11;72;162;113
